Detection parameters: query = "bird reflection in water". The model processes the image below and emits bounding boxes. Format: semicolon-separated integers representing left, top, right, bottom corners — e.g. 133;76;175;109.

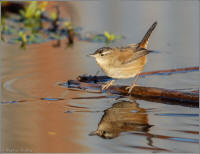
89;100;152;139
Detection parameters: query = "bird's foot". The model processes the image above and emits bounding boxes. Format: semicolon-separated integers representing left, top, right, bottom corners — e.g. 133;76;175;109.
125;84;138;95
102;84;110;90
125;86;133;95
101;80;114;91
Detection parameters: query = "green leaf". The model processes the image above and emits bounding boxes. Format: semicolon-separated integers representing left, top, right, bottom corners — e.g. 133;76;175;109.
50;12;57;21
25;1;38;18
104;31;111;39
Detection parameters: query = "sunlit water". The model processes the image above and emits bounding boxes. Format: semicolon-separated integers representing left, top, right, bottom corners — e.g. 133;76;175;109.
1;1;199;153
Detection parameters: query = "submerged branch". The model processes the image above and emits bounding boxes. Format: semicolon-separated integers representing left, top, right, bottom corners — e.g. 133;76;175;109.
65;80;199;107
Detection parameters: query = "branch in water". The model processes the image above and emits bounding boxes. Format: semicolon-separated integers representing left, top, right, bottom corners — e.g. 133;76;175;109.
62;80;199;107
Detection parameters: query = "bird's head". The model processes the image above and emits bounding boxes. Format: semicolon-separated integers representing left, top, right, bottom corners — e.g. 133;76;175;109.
89;47;115;64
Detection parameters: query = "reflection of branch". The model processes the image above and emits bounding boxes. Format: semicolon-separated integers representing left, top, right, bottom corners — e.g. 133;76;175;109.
66;80;199;107
131;131;198;144
146;132;153;147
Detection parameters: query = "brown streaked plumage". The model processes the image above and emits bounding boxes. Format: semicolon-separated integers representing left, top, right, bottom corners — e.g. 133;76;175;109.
90;21;158;94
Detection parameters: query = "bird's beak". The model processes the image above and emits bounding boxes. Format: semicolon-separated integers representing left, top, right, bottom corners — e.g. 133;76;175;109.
88;53;96;57
89;130;98;136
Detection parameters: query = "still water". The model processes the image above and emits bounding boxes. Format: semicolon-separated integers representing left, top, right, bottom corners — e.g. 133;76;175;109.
1;1;199;153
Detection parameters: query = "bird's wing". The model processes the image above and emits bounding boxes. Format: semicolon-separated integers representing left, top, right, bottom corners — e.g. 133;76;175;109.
127;43;139;48
121;48;151;64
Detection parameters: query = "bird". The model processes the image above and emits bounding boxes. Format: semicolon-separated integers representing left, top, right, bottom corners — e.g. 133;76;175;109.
89;21;157;94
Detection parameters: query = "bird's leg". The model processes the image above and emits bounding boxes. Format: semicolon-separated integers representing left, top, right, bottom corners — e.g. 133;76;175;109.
126;74;139;94
102;80;115;91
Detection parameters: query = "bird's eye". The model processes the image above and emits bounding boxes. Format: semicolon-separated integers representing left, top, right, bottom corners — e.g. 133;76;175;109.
100;53;104;56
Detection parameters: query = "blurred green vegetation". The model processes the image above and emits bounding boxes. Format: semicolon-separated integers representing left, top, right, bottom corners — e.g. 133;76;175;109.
18;31;27;49
19;1;48;32
104;31;123;45
1;17;5;41
1;1;124;48
20;1;47;19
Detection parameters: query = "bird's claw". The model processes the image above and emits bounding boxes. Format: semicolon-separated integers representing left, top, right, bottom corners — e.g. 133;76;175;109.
125;84;138;95
125;86;133;95
101;80;115;91
102;84;109;91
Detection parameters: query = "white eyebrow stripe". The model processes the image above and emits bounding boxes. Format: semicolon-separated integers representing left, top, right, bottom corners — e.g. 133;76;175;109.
102;50;112;55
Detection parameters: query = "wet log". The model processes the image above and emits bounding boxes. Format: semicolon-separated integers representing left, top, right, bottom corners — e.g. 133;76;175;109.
66;80;199;107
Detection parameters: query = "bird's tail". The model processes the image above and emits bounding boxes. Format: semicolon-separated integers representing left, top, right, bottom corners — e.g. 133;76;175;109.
138;21;157;48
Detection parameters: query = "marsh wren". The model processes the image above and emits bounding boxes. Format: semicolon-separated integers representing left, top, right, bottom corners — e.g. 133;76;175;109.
90;22;157;94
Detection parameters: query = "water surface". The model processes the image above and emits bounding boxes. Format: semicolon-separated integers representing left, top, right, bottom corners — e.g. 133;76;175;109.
1;1;199;153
